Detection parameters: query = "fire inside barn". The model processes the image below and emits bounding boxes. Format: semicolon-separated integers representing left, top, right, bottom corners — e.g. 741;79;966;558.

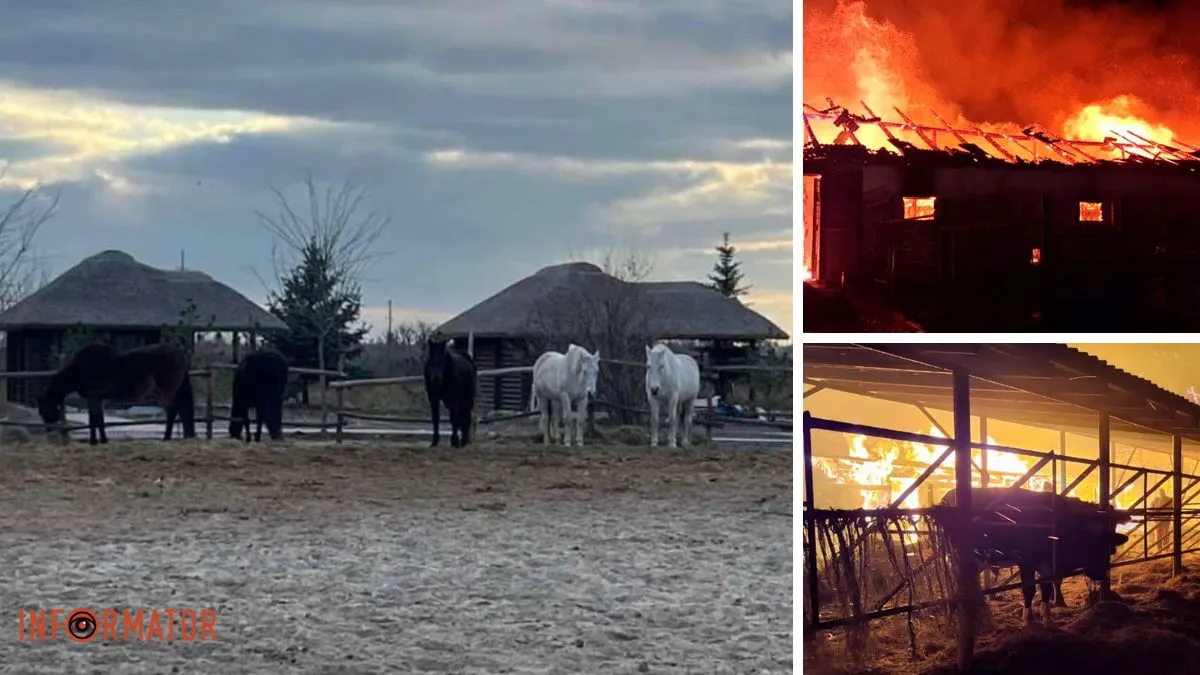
802;100;1200;332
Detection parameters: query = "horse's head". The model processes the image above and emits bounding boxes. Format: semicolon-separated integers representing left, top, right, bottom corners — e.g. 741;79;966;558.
36;395;62;429
645;343;668;396
580;348;601;396
426;336;451;386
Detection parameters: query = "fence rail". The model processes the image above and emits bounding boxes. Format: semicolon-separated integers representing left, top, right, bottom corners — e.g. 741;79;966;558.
0;342;791;443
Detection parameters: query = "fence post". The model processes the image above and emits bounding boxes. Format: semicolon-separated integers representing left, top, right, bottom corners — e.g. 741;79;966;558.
802;411;820;630
335;382;345;444
1098;411;1112;598
1174;433;1184;575
205;368;214;440
467;332;477;442
952;369;980;673
703;352;714;444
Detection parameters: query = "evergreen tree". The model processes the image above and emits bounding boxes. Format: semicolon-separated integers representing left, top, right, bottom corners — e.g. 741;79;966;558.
267;238;369;378
706;232;750;299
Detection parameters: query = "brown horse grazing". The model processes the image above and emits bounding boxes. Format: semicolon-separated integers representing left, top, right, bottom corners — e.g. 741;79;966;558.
37;343;197;445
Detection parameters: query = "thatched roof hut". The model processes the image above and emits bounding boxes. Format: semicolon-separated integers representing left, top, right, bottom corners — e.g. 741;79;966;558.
0;250;287;332
437;262;789;341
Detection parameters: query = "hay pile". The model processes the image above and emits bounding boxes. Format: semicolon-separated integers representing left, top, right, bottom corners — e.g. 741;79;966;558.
807;556;1200;675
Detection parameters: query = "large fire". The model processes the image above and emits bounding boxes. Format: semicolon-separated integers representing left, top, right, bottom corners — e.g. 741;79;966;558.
815;426;1049;513
803;1;1200;162
815;426;1143;541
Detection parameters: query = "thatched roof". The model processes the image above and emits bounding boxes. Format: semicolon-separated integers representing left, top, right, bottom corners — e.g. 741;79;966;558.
0;250;288;332
437;262;789;341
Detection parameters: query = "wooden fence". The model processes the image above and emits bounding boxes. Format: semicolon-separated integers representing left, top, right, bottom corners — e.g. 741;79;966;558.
0;343;792;443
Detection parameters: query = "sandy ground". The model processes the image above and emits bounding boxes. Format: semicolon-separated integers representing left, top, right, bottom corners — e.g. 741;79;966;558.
0;439;793;674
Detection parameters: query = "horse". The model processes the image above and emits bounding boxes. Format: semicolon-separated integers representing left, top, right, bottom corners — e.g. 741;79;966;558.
423;336;477;448
229;348;290;443
37;342;196;445
529;344;601;447
644;342;701;448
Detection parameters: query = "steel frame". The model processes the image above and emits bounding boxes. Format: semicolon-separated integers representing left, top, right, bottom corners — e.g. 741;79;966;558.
802;382;1200;658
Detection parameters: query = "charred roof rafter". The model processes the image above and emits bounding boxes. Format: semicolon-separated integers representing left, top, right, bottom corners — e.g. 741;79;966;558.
803;98;1200;170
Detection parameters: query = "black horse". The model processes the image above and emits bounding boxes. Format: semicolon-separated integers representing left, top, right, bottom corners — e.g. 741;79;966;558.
38;343;196;445
229;348;290;442
423;336;477;447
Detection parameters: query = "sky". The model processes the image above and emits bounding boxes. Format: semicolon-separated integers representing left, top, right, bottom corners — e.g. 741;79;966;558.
0;0;795;338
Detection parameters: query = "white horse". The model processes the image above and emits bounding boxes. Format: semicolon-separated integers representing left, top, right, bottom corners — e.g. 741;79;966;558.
529;344;601;447
644;343;701;448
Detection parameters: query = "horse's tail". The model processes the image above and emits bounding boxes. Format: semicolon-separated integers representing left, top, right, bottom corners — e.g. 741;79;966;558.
529;377;539;412
176;374;196;438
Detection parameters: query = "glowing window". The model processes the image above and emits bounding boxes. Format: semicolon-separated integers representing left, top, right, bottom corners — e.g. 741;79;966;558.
903;196;936;220
1079;201;1104;223
1030;248;1041;265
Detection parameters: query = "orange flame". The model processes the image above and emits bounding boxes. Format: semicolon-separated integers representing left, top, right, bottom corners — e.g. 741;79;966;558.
804;2;1186;158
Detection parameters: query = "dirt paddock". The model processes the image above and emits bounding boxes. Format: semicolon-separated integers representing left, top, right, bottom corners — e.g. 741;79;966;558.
0;439;793;674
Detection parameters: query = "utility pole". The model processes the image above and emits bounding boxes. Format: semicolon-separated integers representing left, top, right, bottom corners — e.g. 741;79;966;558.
387;299;394;344
180;249;185;270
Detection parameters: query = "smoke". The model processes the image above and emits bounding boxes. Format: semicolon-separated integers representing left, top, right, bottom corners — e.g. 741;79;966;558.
803;0;1200;139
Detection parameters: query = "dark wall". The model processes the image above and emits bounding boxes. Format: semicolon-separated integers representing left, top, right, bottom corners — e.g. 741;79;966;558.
818;159;1200;329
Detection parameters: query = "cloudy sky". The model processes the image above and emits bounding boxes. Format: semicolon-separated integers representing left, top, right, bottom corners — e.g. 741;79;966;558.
0;0;794;337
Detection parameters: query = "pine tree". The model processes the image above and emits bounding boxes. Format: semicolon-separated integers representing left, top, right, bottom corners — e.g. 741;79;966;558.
267;239;369;380
706;232;750;299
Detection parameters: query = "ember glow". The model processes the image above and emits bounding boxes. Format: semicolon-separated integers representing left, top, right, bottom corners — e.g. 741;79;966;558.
803;0;1200;161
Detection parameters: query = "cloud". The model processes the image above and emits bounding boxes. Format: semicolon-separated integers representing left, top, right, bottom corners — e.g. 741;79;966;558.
424;147;793;233
0;0;792;346
0;81;332;189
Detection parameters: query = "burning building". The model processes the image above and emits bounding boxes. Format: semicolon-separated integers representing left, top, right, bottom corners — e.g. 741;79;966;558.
803;101;1200;331
801;0;1200;331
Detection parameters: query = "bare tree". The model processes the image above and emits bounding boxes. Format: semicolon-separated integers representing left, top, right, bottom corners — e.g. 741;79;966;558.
528;247;657;425
0;164;59;312
256;171;389;428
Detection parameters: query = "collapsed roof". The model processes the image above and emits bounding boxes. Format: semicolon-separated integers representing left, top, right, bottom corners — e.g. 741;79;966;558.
803;98;1200;169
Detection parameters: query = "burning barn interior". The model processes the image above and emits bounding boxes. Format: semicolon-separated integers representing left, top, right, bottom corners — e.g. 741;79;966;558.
801;343;1200;670
802;102;1200;331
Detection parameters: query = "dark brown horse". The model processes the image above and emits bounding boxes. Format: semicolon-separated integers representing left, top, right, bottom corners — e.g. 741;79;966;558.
423;336;476;448
229;348;289;442
38;343;196;445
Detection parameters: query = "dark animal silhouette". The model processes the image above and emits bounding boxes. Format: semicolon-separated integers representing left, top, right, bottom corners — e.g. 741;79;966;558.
229;349;290;442
423;336;476;448
939;487;1130;625
38;343;196;445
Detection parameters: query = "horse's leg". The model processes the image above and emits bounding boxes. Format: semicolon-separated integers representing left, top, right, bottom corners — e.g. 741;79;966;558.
450;401;462;448
163;401;177;441
254;405;264;442
428;392;441;447
461;403;472;447
270;396;285;441
681;399;695;448
87;397;102;446
559;393;573;447
1039;577;1055;625
1020;565;1037;625
574;396;586;446
648;396;660;447
666;392;680;449
538;395;551;445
